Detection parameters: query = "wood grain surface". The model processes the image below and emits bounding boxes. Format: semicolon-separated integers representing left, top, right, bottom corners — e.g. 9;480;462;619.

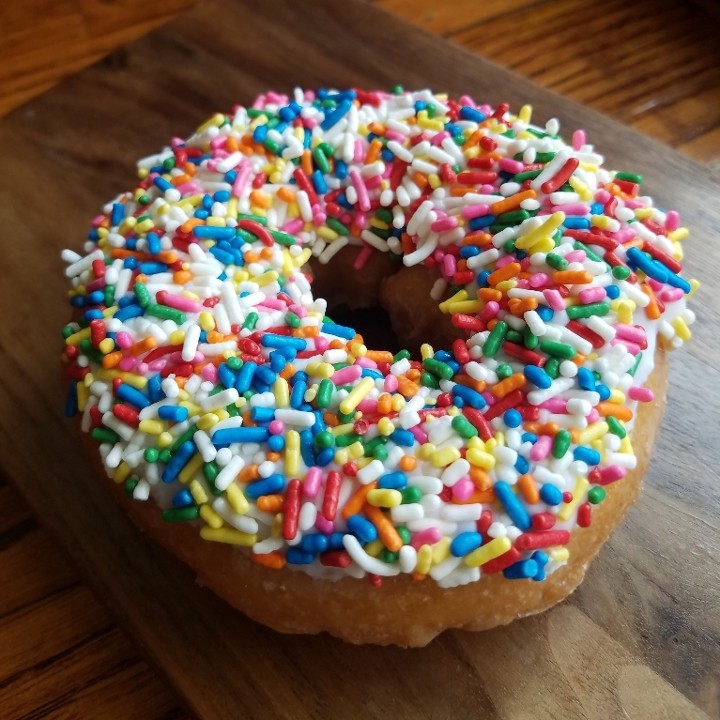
1;0;719;718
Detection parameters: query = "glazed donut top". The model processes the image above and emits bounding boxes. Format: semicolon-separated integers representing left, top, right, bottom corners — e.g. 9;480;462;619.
62;88;696;589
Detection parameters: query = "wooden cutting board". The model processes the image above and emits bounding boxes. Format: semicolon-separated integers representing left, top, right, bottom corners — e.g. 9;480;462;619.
1;0;718;717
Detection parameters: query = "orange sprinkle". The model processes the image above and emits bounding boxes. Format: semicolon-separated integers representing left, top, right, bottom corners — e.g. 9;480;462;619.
365;138;383;164
239;464;259;483
180;218;204;233
171;173;192;186
298;326;319;338
401;233;415;255
244;251;259;263
365;350;394;364
453;489;495;504
469;466;492;491
249;189;270;209
365;505;403;552
368;122;386;137
173;270;192;285
517;474;540;504
453;374;485;392
488;261;521;286
463;129;483;148
279;365;295;380
399;455;416;472
411;572;428;581
411;171;429;190
251;551;286;570
462;232;493;247
406;368;421;382
225;136;239;152
257;494;284;513
450;186;476;197
301;149;313;177
490;189;537;215
259;246;274;260
277;186;296;203
478;287;503;302
397;376;419;398
508;297;538;315
102;351;123;369
266;451;281;463
377;393;393;415
323;412;339;427
329;339;345;350
641;282;661;320
128;337;158;357
552;270;593;285
491;373;526;398
596;402;633;421
341;481;377;520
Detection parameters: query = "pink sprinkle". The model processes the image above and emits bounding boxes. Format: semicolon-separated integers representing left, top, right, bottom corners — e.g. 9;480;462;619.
355;357;377;369
554;203;591;216
530;435;553;461
460;95;476;107
303;467;322;498
365;175;383;190
431;131;450;146
529;272;550;289
201;364;217;382
665;210;680;231
461;204;490;219
353;139;364;164
350;170;371;211
587;409;600;423
385;129;405;142
480;184;496;194
258;297;285;310
315;515;334;533
615;324;646;344
148;359;167;371
594;189;611;203
356;399;377;414
658;287;684;302
266;91;284;104
282;218;304;234
409;426;428;444
354;212;367;230
628;386;654;402
480;301;500;322
611;338;642;355
647;278;664;292
410;527;442;550
564;250;586;263
232;161;252;197
156;292;201;313
432;216;459;233
118;357;137;371
384;375;399;393
442;254;457;278
333;365;362;385
499;158;524;174
175;182;202;195
541;398;568;413
251;95;266;109
115;331;133;349
613;227;637;243
452;477;475;500
578;287;607;304
353;244;374;270
624;199;645;210
543;289;566;311
598;465;626;485
314;336;329;353
268;420;284;436
572;129;586;150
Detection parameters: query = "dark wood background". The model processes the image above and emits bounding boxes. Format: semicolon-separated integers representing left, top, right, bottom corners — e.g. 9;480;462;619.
1;0;719;718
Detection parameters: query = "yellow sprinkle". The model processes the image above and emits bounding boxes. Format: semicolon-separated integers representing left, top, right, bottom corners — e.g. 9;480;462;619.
189;479;209;505
485;437;499;451
416;545;433;575
157;431;174;448
365;539;384;558
227;197;238;218
391;394;406;412
198;311;215;332
76;382;88;412
549;547;570;564
673;317;691;342
578;162;599;173
465;537;512;568
255;270;279;287
518;104;532;124
294;247;313;267
369;218;390;231
377;418;395;436
349;342;367;358
428;173;441;189
516;212;565;250
447;300;483;314
432;537;451;565
317;226;339;241
608;389;625;404
439;289;469;314
591;214;615;230
417;443;436;461
557;476;589;521
118;216;137;234
137;419;164;436
215;409;230;422
196;413;220;431
431;447;461;468
136;218;154;233
306;362;334;378
348;441;365;460
689;278;700;298
446;406;460;417
270;513;282;538
668;227;689;242
568;175;592;201
339;377;375;415
334;449;349;466
65;327;91;346
197;113;226;133
331;423;355;436
614;299;635;325
466;447;496;470
226;483;249;515
199;527;257;546
168;329;185;345
199;505;224;529
577;421;609;446
420;343;434;361
495;279;518;293
367;489;402;508
274;377;290;407
97;337;114;355
112;462;132;484
179;453;203;484
285;430;300;476
527;236;555;255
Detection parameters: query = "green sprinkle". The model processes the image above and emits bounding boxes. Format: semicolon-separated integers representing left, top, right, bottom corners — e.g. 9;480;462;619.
483;320;508;358
540;340;576;359
391;84;404;95
393;349;411;362
497;209;531;225
381;549;399;563
146;303;186;324
588;486;607;504
364;436;388;457
138;194;151;205
170;425;197;455
420;372;441;389
91;427;120;444
612;265;631;280
553;430;572;458
316;378;334;408
452;415;478;439
606;416;627;438
314;430;335;449
372;445;389;462
285;312;301;329
133;282;151;308
501;238;517;253
629;352;643;377
162;506;200;522
496;363;513;379
401;486;422;504
326;217;349;236
566;302;610;320
546;253;568;270
375;208;394;223
237;213;268;226
513;169;543;183
545;357;560;379
335;433;361;448
573;241;604;264
318;142;334;157
124;476;139;498
158;448;172;465
226;356;243;370
263;138;282;155
270;229;297;246
312;147;331;174
242;312;259;331
615;171;643;184
524;327;539;349
144;447;160;463
423;357;454;380
62;324;75;339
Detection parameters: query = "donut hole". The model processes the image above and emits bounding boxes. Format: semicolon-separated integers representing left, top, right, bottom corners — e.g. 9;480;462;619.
326;304;403;354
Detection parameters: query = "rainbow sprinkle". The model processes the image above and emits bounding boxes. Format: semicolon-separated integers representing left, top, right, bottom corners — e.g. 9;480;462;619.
62;88;697;588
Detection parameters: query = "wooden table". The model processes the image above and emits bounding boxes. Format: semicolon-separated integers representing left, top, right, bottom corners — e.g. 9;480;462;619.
1;1;719;717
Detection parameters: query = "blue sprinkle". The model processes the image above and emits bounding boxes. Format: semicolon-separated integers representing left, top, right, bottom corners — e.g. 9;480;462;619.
162;441;195;483
209;246;235;265
158;405;189;423
193;226;236;240
524;365;552;389
573;446;601;466
494;481;532;530
335;159;348;180
146;232;162;255
286;548;315;565
213;190;231;203
536;305;554;321
201;194;214;211
83;309;104;322
539;483;563;506
320;99;353;131
245;473;285;500
596;383;611;401
563;217;591;229
114;304;144;322
138;261;168;275
451;384;486;409
269;351;287;373
235;361;257;393
469;215;495;230
254;365;276;386
605;284;620;300
515;455;530;474
217;363;237;389
477;270;491;287
147;374;164;403
268;435;285;452
503;559;539;580
111;202;125;226
300;429;315;467
521;432;538;444
459;106;486;122
346;515;377;543
577;366;596;391
590;202;605;215
172;489;194;508
450;531;483;557
378;472;407;490
290;380;307;409
504;409;522;428
329;532;345;550
212;427;269;445
460;245;480;258
85;290;105;305
116;383;150;409
252;124;268;143
321;322;356;340
153;176;173;193
311;169;328;194
251;406;275;423
261;334;307;350
665;271;692;293
390;429;415;447
316;447;335;467
193;209;209;220
361;369;383;379
299;533;330;554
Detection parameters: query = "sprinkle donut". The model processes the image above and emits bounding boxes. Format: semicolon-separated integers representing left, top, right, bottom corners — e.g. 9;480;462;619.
62;88;696;646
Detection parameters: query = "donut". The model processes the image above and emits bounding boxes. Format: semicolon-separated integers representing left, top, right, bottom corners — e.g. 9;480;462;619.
62;88;697;646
